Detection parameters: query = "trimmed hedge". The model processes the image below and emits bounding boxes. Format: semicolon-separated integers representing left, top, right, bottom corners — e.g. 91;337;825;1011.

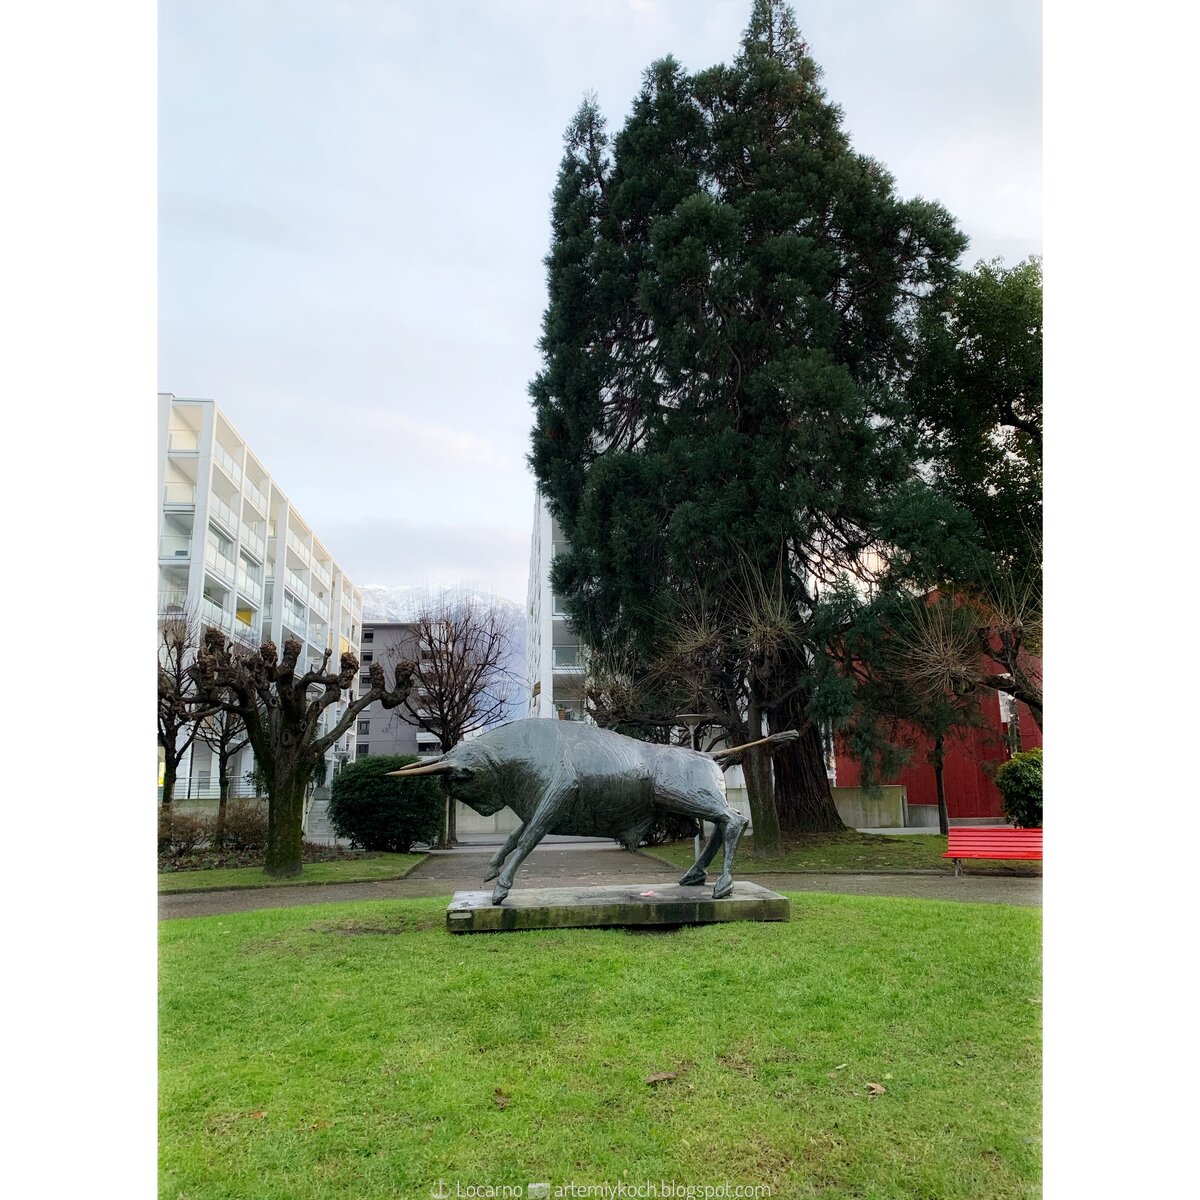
327;755;444;852
994;748;1043;829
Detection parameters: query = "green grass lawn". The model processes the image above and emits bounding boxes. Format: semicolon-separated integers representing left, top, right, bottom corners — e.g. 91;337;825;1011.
157;853;427;894
160;893;1041;1199
643;833;1041;876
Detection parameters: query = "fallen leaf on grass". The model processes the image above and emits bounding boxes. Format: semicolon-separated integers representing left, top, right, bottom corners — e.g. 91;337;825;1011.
832;1063;848;1071
866;1083;887;1097
492;1088;511;1109
298;1121;330;1132
645;1072;678;1086
248;1111;267;1119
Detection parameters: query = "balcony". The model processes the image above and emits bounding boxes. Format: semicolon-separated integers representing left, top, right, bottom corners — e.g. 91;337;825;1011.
159;534;191;560
240;523;266;561
285;570;310;606
287;529;311;564
214;442;242;485
243;480;268;516
163;483;196;508
311;561;331;589
208;493;239;537
201;596;227;630
167;429;199;454
237;569;263;605
204;541;236;585
158;588;189;615
553;645;585;670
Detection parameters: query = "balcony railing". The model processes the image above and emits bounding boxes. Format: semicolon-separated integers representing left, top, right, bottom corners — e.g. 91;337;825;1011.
201;597;227;629
240;523;265;561
167;428;199;454
287;529;311;564
553;645;585;669
159;534;191;560
208;493;239;536
204;541;236;584
163;483;196;507
237;569;263;604
243;480;268;515
285;570;309;605
214;442;242;485
158;589;189;615
311;561;331;589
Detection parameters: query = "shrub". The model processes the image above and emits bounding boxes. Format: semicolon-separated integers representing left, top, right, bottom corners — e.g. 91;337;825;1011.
639;811;700;847
216;800;269;853
994;748;1043;829
158;809;212;856
327;755;444;852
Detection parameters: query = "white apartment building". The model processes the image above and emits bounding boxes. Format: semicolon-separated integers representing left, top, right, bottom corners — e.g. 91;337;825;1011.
526;491;586;720
158;393;363;797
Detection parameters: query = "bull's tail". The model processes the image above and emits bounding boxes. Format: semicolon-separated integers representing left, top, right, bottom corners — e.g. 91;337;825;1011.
710;729;800;768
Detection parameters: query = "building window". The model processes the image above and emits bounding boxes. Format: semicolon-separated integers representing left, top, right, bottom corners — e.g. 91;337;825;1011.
362;650;373;662
362;629;373;643
357;719;369;735
356;743;369;757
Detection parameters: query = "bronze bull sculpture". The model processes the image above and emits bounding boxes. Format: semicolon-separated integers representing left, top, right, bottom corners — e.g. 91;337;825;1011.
390;718;795;905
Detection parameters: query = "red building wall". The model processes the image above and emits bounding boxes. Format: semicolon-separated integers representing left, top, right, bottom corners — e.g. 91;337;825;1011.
833;691;1042;820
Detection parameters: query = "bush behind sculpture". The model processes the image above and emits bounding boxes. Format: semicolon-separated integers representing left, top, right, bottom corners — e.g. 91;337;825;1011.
994;748;1043;829
328;755;444;852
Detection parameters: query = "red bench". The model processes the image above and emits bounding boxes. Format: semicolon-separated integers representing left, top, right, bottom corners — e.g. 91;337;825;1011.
945;827;1042;876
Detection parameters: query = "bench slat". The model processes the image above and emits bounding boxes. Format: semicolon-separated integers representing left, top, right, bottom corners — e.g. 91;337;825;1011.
943;828;1042;861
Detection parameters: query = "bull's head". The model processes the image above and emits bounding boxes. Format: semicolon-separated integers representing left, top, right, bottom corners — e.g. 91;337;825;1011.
387;742;507;816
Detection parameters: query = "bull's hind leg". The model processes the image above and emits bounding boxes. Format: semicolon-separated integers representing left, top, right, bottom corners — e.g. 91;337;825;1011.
482;824;523;883
712;812;749;899
678;821;723;887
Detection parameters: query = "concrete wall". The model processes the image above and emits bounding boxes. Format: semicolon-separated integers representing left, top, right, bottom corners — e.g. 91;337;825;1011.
831;785;907;829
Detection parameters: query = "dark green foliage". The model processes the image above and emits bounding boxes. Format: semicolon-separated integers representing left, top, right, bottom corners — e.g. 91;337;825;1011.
529;1;972;837
215;800;269;853
994;748;1043;829
327;755;444;853
909;256;1042;580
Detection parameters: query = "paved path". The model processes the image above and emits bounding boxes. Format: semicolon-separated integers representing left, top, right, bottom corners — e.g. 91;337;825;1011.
159;843;1040;920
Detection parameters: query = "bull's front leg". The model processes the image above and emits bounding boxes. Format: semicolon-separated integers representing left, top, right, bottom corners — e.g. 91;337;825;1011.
490;791;569;905
483;824;523;883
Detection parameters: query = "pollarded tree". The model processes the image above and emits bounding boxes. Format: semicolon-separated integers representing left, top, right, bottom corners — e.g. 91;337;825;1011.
192;629;415;878
530;0;966;847
390;594;522;846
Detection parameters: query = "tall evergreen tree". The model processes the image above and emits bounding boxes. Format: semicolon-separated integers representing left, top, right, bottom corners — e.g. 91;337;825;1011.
530;0;966;847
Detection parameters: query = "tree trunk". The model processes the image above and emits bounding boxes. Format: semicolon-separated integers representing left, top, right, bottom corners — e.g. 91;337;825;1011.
933;734;949;836
216;760;231;841
772;693;847;834
264;766;307;878
161;754;178;810
446;793;458;846
744;690;783;858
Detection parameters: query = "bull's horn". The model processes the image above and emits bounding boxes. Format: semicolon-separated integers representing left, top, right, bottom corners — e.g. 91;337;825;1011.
387;760;454;777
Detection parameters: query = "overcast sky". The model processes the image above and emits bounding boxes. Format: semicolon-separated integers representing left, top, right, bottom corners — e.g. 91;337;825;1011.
159;0;1042;607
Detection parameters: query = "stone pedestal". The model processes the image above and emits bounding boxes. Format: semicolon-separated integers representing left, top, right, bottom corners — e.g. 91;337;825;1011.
445;881;790;933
